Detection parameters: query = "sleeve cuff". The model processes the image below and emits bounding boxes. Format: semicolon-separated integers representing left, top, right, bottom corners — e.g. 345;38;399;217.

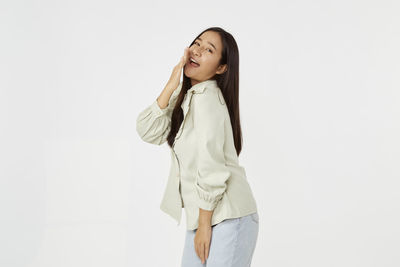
151;99;169;116
197;194;223;211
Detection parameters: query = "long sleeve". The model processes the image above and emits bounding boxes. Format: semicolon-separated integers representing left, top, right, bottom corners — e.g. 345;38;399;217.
193;93;231;211
136;82;182;145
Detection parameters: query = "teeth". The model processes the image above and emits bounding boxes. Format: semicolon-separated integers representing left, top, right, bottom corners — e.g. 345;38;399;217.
190;57;198;64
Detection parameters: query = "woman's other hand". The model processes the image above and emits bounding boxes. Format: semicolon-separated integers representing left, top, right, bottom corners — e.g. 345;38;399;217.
194;224;212;264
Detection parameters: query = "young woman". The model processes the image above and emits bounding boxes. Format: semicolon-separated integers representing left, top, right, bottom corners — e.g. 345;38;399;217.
136;27;259;267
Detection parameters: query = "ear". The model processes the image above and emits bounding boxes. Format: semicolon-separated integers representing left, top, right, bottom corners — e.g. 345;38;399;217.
216;64;227;75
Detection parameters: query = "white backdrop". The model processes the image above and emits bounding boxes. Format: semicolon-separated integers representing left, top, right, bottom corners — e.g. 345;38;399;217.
1;0;399;266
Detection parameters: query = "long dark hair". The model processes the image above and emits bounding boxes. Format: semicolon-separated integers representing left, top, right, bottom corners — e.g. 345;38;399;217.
167;27;242;156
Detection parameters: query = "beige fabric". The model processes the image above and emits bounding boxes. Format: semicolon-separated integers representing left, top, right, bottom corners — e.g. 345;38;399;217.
136;79;258;230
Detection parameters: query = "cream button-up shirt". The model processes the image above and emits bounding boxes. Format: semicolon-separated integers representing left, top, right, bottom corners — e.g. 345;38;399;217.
136;79;258;230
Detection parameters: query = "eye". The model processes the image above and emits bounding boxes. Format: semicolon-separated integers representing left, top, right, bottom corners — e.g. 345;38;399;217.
193;41;213;53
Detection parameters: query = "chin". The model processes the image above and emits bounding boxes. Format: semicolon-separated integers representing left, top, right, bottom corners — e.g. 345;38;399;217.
184;68;196;79
184;66;205;82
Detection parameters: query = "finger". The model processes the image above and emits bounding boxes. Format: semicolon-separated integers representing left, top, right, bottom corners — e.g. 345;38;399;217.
183;47;189;63
194;244;200;258
205;242;209;261
195;243;200;260
184;47;189;60
181;53;186;65
197;243;202;263
200;243;205;263
178;58;184;69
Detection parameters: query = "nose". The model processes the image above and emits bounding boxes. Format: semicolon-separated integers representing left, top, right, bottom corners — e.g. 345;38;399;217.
192;46;201;57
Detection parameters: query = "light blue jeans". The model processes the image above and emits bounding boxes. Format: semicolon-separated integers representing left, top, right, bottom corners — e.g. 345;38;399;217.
181;212;259;267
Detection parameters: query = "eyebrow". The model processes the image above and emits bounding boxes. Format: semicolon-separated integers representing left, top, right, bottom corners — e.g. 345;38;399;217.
197;37;217;51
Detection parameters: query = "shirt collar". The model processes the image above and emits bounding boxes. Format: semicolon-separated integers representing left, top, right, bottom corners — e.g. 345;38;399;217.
187;79;218;94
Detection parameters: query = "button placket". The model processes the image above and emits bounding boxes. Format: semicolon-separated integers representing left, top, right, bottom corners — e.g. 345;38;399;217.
171;147;184;208
171;91;195;210
174;91;194;142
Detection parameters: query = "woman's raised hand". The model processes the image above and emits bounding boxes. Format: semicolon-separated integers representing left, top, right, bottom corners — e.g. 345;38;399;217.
165;47;190;91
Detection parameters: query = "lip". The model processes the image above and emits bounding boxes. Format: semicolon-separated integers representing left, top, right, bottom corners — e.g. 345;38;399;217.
188;57;200;68
190;57;200;65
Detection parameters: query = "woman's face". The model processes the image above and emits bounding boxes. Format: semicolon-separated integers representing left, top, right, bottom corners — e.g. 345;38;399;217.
184;31;227;86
